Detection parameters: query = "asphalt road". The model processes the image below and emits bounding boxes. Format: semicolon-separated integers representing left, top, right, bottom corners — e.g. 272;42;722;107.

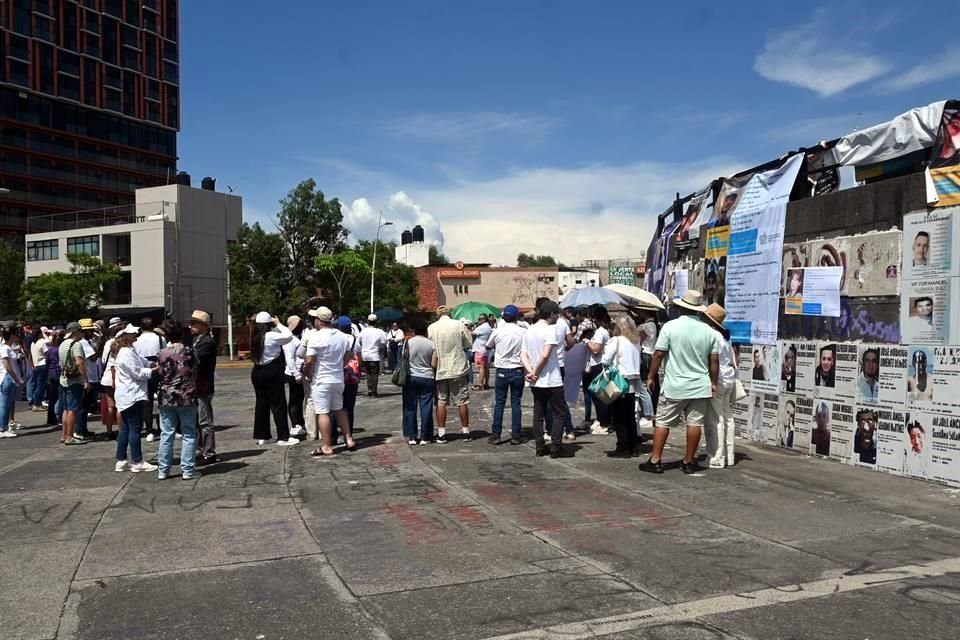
2;362;960;640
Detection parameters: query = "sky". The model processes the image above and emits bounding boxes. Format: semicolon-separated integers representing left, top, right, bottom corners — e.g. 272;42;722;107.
178;1;960;266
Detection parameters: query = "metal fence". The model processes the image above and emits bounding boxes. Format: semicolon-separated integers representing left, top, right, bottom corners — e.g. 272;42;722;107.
25;201;175;234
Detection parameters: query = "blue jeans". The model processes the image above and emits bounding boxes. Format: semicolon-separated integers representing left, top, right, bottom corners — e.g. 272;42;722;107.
492;368;524;437
0;377;16;432
116;401;144;464
159;405;198;475
402;376;435;441
30;365;47;407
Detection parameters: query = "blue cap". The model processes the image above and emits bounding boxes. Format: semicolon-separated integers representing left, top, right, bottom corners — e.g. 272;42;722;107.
502;304;520;319
335;316;352;330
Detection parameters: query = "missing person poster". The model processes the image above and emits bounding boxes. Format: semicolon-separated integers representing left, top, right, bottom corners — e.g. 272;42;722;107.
780;341;817;394
929;414;960;487
737;345;755;388
828;399;856;465
745;343;780;395
852;407;879;468
811;398;832;458
876;407;907;476
903;412;934;480
834;343;859;403
746;393;779;445
673;269;689;300
901;277;953;344
907;345;960;417
784;267;842;317
901;209;958;280
724;154;805;345
778;394;812;453
814;342;838;400
733;396;750;439
875;344;909;408
856;344;881;406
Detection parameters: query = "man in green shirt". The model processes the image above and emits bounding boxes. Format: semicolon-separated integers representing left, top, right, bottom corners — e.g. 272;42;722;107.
642;291;719;475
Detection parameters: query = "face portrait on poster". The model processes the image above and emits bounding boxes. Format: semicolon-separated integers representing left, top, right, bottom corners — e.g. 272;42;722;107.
780;394;813;454
782;341;817;395
900;209;958;279
748;344;780;394
811;399;832;457
784;267;842;317
856;345;881;405
814;343;837;395
876;407;907;476
853;408;878;466
901;278;952;344
908;346;960;417
903;413;932;480
906;346;935;405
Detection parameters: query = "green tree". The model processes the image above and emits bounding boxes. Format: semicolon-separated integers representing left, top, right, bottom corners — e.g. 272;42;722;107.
428;245;450;265
227;222;287;321
20;254;121;324
0;240;24;316
276;179;349;285
517;253;558;267
315;250;369;314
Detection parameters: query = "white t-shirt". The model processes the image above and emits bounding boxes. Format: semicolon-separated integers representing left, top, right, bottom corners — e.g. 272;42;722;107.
134;331;163;360
588;326;610;367
715;332;737;388
256;325;293;365
307;328;353;385
486;322;525;369
388;328;404;344
31;337;49;367
522;321;562;388
602;336;642;379
283;336;302;378
358;327;387;362
555;317;571;368
639;320;658;355
0;343;18;385
100;338;116;387
472;323;493;353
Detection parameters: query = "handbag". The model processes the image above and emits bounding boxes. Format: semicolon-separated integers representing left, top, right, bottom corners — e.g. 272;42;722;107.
391;339;410;387
735;379;748;401
588;338;629;405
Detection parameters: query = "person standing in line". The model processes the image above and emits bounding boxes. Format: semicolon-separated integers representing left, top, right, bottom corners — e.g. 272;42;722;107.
603;316;643;458
303;307;356;456
283;315;306;437
402;319;436;445
584;306;612;434
45;330;63;427
297;312;319;440
189;310;218;464
336;316;362;440
486;305;527;445
461;319;476;387
98;319;125;441
542;301;576;441
358;314;387;397
134;317;165;442
701;304;737;469
428;306;474;443
641;290;719;475
59;322;89;446
112;324;158;473
636;309;658;430
471;314;493;390
0;327;24;439
76;319;101;440
520;300;566;458
20;324;34;406
28;326;50;411
249;312;297;446
387;321;404;372
156;320;199;480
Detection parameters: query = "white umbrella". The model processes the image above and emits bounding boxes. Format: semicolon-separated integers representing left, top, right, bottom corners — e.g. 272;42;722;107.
603;283;666;310
559;286;622;308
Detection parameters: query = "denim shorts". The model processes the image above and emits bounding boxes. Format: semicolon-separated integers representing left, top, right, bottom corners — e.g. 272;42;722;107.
60;383;84;412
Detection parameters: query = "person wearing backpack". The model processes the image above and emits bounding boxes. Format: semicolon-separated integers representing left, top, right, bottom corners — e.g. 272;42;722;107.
59;322;89;445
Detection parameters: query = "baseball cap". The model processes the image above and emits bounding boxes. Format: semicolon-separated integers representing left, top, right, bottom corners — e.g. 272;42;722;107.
336;316;353;330
309;306;333;322
502;304;520;319
65;321;81;333
254;311;272;324
540;300;561;316
367;313;378;322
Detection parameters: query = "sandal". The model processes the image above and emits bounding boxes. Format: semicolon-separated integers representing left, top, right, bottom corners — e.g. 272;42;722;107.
311;448;335;457
345;439;357;452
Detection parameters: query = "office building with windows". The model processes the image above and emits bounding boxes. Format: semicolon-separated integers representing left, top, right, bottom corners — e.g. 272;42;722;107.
0;0;179;235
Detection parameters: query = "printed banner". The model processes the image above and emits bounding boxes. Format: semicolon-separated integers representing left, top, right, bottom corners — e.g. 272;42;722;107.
900;277;956;344
901;209;958;280
928;102;960;208
608;266;636;286
876;407;907;476
710;173;752;227
906;345;960;417
779;341;817;394
784;266;842;316
724;154;805;345
744;343;780;395
778;393;812;452
705;226;729;260
675;186;714;243
814;342;857;402
746;392;779;445
646;215;681;300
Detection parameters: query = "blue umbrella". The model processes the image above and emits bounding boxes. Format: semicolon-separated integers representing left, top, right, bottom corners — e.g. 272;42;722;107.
373;307;404;322
559;286;622;308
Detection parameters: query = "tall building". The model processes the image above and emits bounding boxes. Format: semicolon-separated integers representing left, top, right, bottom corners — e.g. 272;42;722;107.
0;0;179;236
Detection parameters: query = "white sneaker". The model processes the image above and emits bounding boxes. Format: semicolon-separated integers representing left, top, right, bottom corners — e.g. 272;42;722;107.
130;461;158;473
564;432;577;441
175;433;183;440
257;439;267;445
290;425;306;437
408;439;417;445
590;423;607;435
41;401;49;408
0;430;18;438
277;437;299;446
146;433;156;443
114;460;129;472
638;418;652;429
157;471;168;480
10;422;22;430
419;439;429;446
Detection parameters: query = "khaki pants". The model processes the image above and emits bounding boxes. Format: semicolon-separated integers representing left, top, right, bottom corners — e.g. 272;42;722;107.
303;379;318;439
704;384;735;467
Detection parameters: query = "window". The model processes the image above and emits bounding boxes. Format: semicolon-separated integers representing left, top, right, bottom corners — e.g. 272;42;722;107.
165;0;178;40
38;44;55;93
105;0;123;18
125;0;141;27
59;74;81;101
102;17;117;64
103;271;132;305
27;239;59;261
62;2;79;50
83;58;98;106
67;235;100;256
454;284;469;295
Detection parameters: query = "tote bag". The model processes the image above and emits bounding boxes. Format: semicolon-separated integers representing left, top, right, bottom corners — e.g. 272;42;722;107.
391;340;410;387
588;337;630;405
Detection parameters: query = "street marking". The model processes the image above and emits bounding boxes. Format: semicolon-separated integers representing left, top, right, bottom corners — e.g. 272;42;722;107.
479;556;960;639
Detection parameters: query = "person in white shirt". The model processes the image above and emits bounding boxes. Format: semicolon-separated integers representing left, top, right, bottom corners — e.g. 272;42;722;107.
249;311;297;446
602;316;644;458
701;304;737;469
28;327;50;411
134;317;165;441
387;322;404;372
485;305;526;445
111;324;158;473
471;315;494;390
544;303;576;440
75;320;100;440
635;309;659;428
583;306;612;434
303;306;357;456
0;327;24;438
283;316;306;437
99;320;124;440
520;300;567;458
358;314;388;398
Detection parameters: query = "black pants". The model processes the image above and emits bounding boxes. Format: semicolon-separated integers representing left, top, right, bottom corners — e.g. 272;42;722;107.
531;386;565;446
46;378;59;425
286;374;304;429
364;361;381;395
610;392;638;453
251;357;289;441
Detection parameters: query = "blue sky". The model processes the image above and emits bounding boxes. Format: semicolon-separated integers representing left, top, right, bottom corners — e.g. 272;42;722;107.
178;1;959;265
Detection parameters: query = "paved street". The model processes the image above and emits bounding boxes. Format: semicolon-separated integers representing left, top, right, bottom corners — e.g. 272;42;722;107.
3;363;960;640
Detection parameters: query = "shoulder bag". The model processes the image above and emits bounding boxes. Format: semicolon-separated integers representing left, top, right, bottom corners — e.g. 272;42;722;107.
588;337;630;405
391;339;410;387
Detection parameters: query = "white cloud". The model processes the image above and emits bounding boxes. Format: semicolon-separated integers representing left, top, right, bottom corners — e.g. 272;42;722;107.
884;45;960;91
342;192;445;250
753;9;891;97
380;111;559;143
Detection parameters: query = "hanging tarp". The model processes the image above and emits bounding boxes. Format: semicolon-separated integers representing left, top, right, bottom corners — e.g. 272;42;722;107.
827;101;946;167
927;101;960;208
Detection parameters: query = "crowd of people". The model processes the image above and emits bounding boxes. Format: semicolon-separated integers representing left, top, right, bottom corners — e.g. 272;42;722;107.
3;289;741;477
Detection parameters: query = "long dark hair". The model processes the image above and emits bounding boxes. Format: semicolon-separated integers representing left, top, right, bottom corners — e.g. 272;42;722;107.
250;322;272;362
160;319;184;344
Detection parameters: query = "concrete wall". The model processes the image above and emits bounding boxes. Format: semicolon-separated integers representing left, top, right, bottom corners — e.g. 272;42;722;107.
417;267;559;311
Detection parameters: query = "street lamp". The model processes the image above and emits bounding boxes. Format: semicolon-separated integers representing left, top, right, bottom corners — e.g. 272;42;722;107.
370;211;393;314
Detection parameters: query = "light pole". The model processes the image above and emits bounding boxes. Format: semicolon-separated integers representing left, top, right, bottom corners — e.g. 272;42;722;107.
370;211;393;314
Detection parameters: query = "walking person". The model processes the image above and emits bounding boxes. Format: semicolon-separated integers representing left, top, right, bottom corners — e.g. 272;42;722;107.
189;310;218;464
641;291;719;475
603;316;643;458
702;304;737;469
471;314;493;390
387;321;404;372
0;327;24;439
428;306;474;443
486;305;526;445
250;312;297;446
112;324;158;473
134;317;165;442
156;320;199;480
402;319;436;445
336;316;361;437
358;314;387;397
59;322;89;446
521;300;567;458
303;307;356;456
283;315;306;437
28;326;50;411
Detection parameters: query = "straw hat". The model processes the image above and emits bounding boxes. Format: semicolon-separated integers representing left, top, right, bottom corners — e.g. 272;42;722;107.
702;303;727;331
78;318;96;330
673;290;706;312
190;310;211;326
